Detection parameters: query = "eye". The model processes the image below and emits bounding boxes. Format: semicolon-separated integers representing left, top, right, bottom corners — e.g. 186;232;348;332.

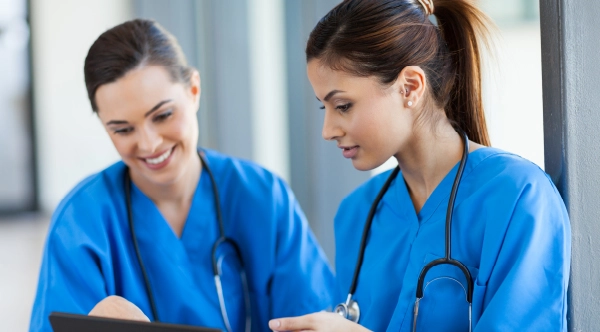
319;105;325;110
153;109;173;122
114;127;134;135
336;103;352;113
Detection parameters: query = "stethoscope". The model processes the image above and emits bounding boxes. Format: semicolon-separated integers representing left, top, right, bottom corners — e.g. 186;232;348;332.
335;129;474;332
124;151;251;332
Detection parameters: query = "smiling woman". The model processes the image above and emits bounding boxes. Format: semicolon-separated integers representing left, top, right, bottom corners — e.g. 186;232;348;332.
94;65;202;236
29;19;334;332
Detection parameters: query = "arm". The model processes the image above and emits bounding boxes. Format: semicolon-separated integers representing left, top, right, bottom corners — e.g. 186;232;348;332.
268;178;336;318
474;180;570;331
30;202;111;332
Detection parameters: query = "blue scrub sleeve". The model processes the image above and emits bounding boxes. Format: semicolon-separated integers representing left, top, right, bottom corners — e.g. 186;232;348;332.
473;178;570;331
269;178;335;318
30;202;111;332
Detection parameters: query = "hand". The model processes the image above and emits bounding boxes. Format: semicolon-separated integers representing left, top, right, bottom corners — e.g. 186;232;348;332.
88;295;150;322
269;312;372;332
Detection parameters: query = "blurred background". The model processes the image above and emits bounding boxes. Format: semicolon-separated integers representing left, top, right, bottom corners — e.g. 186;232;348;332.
0;0;542;330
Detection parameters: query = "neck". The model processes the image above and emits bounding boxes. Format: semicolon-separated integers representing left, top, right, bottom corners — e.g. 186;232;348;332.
130;151;202;206
394;119;464;212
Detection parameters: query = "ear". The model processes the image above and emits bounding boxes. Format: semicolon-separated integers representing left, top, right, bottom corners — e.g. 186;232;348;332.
397;66;427;108
189;70;201;112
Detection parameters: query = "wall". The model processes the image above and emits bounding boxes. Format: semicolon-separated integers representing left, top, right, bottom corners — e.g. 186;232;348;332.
30;0;133;212
540;0;600;330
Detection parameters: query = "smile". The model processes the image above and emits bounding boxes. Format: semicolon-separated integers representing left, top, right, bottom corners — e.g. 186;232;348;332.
145;148;173;165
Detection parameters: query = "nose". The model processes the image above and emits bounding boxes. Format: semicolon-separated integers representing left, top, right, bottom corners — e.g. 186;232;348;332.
137;125;162;153
321;109;343;141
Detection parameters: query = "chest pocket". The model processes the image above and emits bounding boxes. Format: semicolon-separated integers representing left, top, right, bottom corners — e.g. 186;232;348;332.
412;253;479;332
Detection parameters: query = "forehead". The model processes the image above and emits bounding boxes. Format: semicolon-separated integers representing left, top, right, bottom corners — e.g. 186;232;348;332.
306;60;385;98
307;60;354;84
95;66;180;117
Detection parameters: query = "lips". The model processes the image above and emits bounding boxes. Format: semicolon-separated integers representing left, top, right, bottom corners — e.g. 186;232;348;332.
341;145;359;159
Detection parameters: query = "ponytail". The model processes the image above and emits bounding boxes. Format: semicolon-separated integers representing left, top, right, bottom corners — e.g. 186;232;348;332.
306;0;495;146
434;0;492;145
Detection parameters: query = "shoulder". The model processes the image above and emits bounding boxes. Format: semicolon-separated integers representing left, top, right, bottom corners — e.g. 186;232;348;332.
462;147;568;226
55;161;126;212
465;147;558;196
202;148;287;194
49;161;126;234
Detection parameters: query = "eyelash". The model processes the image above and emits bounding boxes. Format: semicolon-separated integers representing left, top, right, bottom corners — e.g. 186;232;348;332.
153;109;173;122
113;109;173;135
114;127;133;135
320;103;352;113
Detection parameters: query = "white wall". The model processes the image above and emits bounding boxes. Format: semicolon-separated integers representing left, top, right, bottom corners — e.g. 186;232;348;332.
31;0;133;212
483;23;544;169
248;0;290;182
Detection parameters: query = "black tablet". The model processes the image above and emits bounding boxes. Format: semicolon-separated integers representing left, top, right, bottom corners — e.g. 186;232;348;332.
49;312;223;332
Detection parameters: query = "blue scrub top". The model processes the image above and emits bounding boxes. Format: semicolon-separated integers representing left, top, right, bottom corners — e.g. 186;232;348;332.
334;148;570;332
30;149;335;332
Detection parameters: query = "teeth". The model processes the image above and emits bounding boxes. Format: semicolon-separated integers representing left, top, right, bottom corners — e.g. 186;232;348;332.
146;149;172;164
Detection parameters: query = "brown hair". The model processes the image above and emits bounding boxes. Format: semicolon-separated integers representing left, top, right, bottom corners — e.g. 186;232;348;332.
306;0;492;146
84;19;194;112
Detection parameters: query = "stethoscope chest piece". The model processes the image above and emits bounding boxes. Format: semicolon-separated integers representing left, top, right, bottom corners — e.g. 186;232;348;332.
334;296;360;323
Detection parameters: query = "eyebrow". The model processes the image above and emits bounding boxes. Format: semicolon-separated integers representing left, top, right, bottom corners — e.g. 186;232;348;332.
316;90;345;103
105;99;173;126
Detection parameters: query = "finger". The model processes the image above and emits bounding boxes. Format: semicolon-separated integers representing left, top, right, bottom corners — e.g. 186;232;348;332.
269;314;317;331
89;295;150;322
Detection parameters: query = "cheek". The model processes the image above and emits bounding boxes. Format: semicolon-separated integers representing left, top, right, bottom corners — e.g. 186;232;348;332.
167;112;197;141
109;135;136;157
354;109;391;142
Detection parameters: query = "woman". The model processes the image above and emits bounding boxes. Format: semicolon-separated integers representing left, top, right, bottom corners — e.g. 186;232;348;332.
270;0;570;331
30;19;334;332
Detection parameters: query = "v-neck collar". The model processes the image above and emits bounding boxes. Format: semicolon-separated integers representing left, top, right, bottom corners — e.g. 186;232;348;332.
129;165;216;261
382;147;503;225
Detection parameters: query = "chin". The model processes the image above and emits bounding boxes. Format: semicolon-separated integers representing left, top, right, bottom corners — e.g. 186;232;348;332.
351;160;377;172
136;165;182;187
352;155;395;173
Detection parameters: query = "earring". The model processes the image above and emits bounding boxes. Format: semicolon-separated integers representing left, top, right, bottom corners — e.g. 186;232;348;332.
408;101;413;107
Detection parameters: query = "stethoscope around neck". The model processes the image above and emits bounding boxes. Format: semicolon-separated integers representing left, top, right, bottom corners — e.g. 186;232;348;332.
335;129;473;332
124;151;251;332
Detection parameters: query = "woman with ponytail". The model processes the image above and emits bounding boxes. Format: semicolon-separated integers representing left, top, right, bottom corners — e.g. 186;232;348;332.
270;0;570;331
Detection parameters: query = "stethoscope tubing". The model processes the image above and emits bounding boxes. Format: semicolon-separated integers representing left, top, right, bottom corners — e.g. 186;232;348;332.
125;151;250;331
125;177;160;320
339;129;473;328
415;131;473;302
348;166;400;297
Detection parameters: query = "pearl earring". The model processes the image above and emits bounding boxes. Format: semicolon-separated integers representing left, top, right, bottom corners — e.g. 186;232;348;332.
408;101;413;107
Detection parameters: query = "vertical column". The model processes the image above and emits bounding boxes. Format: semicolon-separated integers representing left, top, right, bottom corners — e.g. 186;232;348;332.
248;0;290;181
135;0;255;161
540;0;600;330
